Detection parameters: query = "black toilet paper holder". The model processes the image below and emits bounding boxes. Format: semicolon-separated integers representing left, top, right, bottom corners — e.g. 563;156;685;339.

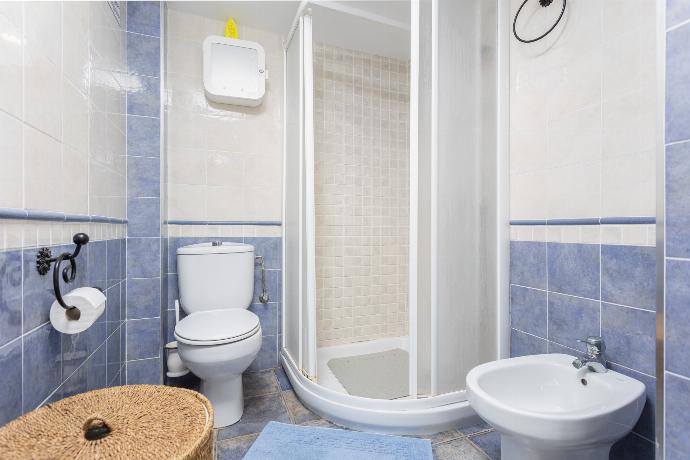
36;233;90;321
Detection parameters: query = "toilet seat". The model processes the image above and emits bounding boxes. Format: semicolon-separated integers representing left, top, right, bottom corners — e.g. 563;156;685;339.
175;309;260;346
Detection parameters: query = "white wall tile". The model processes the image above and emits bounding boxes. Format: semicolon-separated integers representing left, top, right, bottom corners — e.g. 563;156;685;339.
0;111;23;208
24;125;62;211
0;11;23;118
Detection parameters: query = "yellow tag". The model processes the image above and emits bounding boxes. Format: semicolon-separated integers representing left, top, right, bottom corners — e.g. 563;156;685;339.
224;18;238;39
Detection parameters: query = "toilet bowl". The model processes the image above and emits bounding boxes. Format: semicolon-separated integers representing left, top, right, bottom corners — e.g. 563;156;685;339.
175;309;262;427
173;242;262;428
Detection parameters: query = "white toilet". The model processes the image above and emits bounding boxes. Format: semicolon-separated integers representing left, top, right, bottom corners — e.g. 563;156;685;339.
174;242;262;428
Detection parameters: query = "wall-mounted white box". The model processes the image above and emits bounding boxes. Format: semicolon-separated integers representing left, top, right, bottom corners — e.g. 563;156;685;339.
203;36;266;107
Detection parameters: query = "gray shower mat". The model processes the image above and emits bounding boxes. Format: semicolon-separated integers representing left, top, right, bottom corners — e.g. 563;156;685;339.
327;348;409;400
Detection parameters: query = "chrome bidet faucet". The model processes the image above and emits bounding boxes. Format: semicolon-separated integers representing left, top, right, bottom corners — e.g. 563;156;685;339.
572;336;608;373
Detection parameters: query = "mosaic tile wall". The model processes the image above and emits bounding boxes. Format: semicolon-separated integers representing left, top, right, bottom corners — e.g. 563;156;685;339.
313;43;410;347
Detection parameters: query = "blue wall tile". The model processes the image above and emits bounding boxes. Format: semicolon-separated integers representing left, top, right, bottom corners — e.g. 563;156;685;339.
127;238;160;278
127;277;161;319
127;32;160;78
88;241;107;288
249;302;279;336
245;237;282;270
601;303;656;376
548;243;600;299
61;321;107;377
126;1;160;37
22;247;57;332
127;156;160;198
510;285;547;337
127;115;160;158
85;345;107;391
166;273;178;309
0;251;22;347
106;285;122;331
601;245;656;310
666;373;690;459
127;318;161;360
0;340;22;426
126;75;160;118
127;357;161;384
106;239;122;288
668;0;690;28
665;259;690;377
666;24;690;143
127;197;160;237
249;335;278;371
510;241;546;289
666;141;690;258
548;293;600;351
23;324;61;411
106;327;122;383
510;328;547;357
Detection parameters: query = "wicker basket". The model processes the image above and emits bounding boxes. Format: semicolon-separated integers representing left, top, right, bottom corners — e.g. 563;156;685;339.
0;385;214;459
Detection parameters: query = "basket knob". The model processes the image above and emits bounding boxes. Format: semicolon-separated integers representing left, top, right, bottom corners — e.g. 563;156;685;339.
83;415;111;441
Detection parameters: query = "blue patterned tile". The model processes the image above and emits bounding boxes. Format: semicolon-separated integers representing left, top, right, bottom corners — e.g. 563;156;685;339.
127;115;160;158
61;321;107;377
127;238;160;278
666;141;690;258
0;340;22;426
469;430;501;460
609;363;655;440
253;269;281;304
666;259;690;376
127;357;161;384
127;1;160;37
601;245;656;311
87;240;107;288
510;328;547;357
666;372;690;460
23;323;61;411
668;0;690;28
457;419;492;436
127;198;160;237
106;285;122;335
548;293;600;351
667;24;690;143
85;345;107;391
126;75;160;118
601;303;655;376
245;237;282;270
127;317;161;360
128;156;160;198
610;432;655;460
166;310;176;343
0;250;22;347
106;239;122;288
248;335;278;372
547;243;600;299
106;327;122;382
127;32;159;78
509;241;546;289
127;277;161;319
510;285;547;338
249;302;279;336
167;274;178;309
275;366;293;391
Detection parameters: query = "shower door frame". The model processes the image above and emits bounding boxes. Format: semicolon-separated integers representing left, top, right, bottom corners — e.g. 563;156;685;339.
280;0;510;434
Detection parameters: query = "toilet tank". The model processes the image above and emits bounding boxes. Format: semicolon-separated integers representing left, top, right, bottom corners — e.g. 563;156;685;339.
177;242;255;314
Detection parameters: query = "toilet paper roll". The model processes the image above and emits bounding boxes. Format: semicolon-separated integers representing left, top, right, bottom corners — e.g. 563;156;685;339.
50;287;106;334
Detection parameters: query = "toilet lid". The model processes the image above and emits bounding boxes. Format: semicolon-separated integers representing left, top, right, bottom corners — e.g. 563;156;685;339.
174;309;260;345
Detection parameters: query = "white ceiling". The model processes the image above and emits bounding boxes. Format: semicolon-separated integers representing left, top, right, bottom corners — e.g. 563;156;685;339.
167;1;410;59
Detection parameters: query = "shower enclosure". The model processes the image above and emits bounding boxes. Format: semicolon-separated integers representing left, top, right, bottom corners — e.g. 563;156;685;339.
282;0;508;434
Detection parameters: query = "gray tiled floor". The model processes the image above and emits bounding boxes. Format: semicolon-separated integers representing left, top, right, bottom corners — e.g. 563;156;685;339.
210;367;501;460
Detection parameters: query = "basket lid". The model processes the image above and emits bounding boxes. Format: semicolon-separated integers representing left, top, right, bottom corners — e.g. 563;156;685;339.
0;385;214;459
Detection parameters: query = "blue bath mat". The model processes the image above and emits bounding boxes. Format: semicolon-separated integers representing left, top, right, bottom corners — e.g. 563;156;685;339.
243;422;433;460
